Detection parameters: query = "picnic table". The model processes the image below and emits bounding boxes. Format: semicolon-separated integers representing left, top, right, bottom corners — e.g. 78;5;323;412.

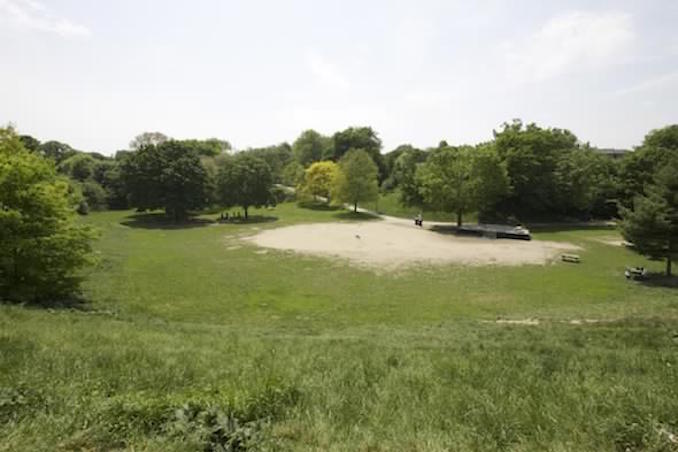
561;253;581;263
625;266;647;280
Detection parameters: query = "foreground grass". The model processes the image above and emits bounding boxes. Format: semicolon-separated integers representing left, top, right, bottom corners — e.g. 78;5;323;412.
1;203;678;450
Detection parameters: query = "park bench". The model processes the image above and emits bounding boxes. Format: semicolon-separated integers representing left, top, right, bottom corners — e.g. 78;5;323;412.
625;266;647;280
561;253;581;263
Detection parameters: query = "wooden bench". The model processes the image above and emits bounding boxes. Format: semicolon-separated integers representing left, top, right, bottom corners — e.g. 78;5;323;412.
561;254;581;263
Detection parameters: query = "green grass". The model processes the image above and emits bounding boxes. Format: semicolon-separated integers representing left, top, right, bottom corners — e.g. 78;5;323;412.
1;203;678;450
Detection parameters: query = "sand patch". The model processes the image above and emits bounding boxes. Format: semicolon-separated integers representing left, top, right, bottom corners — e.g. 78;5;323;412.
244;222;580;270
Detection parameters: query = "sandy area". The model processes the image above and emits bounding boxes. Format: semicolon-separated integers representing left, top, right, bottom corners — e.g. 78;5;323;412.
243;221;580;270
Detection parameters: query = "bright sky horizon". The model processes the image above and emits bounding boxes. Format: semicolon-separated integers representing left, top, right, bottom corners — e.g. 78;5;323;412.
1;0;677;155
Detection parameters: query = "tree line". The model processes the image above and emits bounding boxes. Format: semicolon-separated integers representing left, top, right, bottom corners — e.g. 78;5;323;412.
1;121;677;305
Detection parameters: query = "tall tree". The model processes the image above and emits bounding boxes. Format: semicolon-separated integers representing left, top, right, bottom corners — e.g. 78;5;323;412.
471;143;511;220
129;132;169;150
300;161;338;202
620;125;678;207
0;127;96;302
494;120;578;216
243;143;294;183
331;127;386;181
39;140;76;164
331;149;379;212
122;141;209;221
217;153;275;219
416;146;475;227
393;147;428;208
58;153;97;182
620;155;678;276
292;130;331;166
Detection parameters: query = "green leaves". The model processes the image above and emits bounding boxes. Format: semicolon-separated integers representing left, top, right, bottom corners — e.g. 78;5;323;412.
121;141;209;221
331;149;379;212
217;153;275;218
0;127;97;303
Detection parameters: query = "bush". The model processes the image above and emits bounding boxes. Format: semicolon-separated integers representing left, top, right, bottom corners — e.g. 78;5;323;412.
0;127;97;303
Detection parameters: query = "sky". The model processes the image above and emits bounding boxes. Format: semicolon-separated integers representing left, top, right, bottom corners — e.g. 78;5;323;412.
1;0;677;155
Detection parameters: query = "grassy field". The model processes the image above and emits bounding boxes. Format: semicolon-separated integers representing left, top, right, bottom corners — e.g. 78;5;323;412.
1;203;678;451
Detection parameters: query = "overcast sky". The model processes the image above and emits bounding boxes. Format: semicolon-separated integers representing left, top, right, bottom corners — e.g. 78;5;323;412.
1;0;677;154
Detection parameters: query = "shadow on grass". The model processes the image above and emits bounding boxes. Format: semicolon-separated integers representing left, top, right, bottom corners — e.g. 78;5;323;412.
429;225;460;235
121;213;214;230
297;200;340;211
1;294;90;311
638;273;678;289
527;223;617;233
217;215;278;225
333;211;382;221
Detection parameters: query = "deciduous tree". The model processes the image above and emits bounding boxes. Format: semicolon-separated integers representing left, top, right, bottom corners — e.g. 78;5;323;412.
331;149;379;212
0;127;96;302
217;153;275;219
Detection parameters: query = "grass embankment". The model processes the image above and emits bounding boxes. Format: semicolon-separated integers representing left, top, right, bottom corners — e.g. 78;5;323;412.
1;203;677;450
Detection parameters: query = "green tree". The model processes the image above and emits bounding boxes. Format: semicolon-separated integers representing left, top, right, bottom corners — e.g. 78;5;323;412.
300;161;338;202
19;134;41;153
620;125;678;207
39;140;76;164
393;147;427;207
416;146;475;227
58;153;97;182
494;120;578;216
620;155;678;276
129;131;169;150
331;127;386;181
122;141;209;221
243;143;294;183
0;127;96;302
331;149;379;212
471;143;511;220
292;130;331;166
217;153;275;219
178;138;232;157
281;161;305;187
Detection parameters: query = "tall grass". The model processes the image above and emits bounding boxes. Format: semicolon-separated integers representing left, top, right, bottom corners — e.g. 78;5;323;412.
1;204;677;450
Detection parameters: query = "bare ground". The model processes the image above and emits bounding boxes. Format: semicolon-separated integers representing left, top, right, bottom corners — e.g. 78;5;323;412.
243;220;581;270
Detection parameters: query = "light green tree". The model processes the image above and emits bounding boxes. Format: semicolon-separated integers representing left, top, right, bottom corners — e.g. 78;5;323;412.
0;127;97;303
331;149;379;212
300;160;338;202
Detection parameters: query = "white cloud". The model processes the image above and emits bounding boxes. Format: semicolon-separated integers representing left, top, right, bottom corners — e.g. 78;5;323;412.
306;52;349;91
503;11;634;83
614;70;678;96
0;0;90;37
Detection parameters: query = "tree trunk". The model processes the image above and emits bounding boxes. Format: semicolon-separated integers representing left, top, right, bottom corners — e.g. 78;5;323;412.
244;206;249;220
457;210;462;228
354;202;358;213
667;255;672;276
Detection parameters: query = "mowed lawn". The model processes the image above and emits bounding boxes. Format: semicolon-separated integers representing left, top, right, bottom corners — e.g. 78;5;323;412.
1;203;677;451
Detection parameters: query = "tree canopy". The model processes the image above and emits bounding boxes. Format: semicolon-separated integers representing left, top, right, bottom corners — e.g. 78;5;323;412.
331;149;379;212
122;140;209;221
300;161;338;202
216;153;275;219
331;127;386;181
621;154;678;276
129;132;169;150
292;130;331;166
0;127;96;302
